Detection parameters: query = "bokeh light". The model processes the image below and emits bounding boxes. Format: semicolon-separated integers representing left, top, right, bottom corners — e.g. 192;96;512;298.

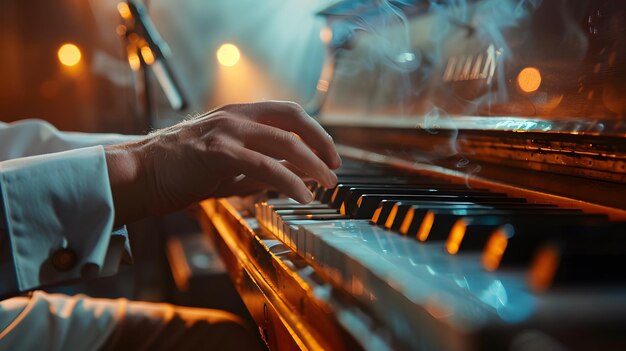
216;43;241;67
117;2;132;20
57;43;82;67
140;46;156;65
517;67;542;93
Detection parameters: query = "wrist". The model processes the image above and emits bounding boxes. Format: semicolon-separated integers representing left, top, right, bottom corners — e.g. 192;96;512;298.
105;142;148;226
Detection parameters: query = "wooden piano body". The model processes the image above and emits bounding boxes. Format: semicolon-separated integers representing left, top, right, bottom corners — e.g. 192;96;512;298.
199;1;626;350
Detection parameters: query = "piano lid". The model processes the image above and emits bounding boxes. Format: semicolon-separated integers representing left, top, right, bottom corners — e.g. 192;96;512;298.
313;0;626;136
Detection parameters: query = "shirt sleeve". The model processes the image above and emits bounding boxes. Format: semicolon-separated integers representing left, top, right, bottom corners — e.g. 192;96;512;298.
0;121;141;297
0;146;117;296
0;119;141;162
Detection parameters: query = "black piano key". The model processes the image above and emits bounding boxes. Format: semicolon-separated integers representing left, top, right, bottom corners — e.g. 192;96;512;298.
312;186;325;201
374;201;489;226
482;219;614;272
371;200;541;228
348;194;526;219
528;225;626;291
314;177;443;203
386;203;566;232
442;209;584;254
371;200;404;225
342;189;516;215
419;210;594;243
316;187;337;203
397;203;565;238
330;182;478;208
329;183;493;208
446;224;496;254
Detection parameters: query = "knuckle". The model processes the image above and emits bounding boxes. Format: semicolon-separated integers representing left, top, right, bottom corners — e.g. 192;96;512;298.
258;159;290;183
255;100;273;109
209;114;238;132
206;139;239;167
282;132;299;147
257;157;277;173
283;101;304;114
206;135;229;153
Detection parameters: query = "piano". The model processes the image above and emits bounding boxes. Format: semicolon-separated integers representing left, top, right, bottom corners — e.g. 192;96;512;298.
197;1;626;350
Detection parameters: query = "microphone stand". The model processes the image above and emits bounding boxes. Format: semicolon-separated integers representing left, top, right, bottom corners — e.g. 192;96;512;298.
117;0;187;129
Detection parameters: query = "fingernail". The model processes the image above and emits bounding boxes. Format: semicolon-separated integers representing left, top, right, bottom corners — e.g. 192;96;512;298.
326;171;338;188
300;190;313;204
329;154;341;169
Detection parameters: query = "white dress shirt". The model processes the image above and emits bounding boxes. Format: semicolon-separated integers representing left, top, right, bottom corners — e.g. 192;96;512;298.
0;119;139;297
0;120;263;351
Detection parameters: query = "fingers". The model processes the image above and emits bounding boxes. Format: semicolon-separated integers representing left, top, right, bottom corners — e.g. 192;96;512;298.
227;101;342;169
227;145;313;203
279;160;314;182
240;122;337;189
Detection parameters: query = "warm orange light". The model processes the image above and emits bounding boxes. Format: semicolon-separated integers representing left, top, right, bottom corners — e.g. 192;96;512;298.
482;228;510;271
320;27;333;44
330;187;341;203
384;205;399;229
356;196;363;208
128;33;140;44
417;211;435;242
217;43;240;67
528;244;560;292
517;67;542;93
117;2;132;20
116;24;127;36
399;208;415;236
445;219;467;255
371;206;382;223
128;51;141;71
57;43;81;67
140;45;155;65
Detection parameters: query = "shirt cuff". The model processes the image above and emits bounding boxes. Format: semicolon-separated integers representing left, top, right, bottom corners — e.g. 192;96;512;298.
0;146;127;295
112;226;132;264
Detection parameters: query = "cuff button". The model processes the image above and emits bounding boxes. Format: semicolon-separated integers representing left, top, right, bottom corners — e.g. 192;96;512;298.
51;248;78;271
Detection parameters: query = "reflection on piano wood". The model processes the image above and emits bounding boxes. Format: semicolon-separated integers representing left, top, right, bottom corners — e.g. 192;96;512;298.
199;154;626;351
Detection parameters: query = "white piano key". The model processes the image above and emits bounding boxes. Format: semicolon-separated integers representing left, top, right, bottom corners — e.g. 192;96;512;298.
271;208;280;238
284;222;299;250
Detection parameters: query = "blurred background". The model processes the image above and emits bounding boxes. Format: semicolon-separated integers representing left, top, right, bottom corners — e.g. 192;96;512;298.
0;0;332;133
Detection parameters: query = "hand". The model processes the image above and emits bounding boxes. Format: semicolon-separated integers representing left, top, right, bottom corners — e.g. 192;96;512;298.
105;101;341;226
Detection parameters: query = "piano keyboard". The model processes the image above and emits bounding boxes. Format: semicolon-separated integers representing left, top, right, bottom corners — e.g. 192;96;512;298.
254;160;626;350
